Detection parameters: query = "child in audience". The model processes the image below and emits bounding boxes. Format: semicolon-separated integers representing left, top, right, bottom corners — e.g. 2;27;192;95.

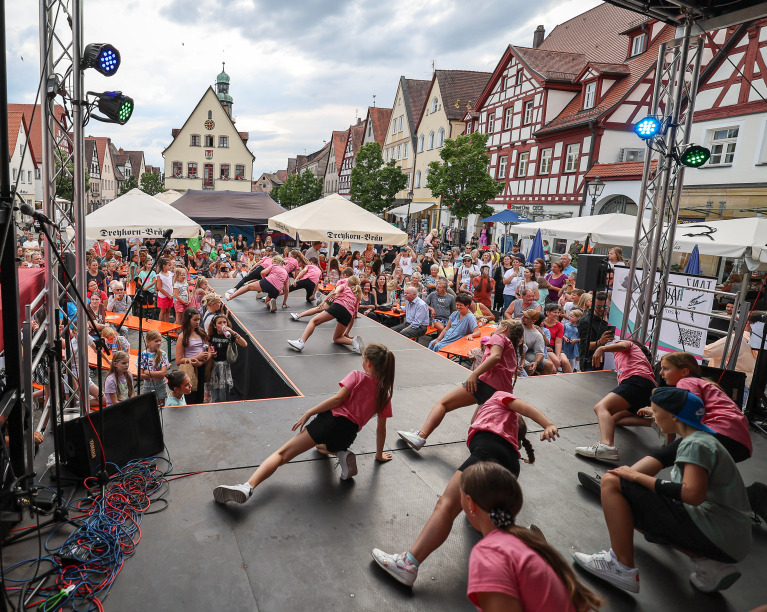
156;257;174;323
101;326;130;354
207;314;248;402
173;267;190;318
164;370;191;407
140;330;170;406
104;350;134;407
562;309;582;371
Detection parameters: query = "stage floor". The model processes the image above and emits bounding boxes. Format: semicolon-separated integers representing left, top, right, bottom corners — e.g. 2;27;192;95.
5;279;767;611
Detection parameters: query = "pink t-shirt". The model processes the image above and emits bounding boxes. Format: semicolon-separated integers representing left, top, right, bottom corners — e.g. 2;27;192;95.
263;265;288;289
303;264;322;285
283;257;299;274
333;282;359;317
676;377;752;454
257;257;272;269
331;370;392;430
614;342;656;384
467;391;520;454
467;529;576;612
478;334;518;394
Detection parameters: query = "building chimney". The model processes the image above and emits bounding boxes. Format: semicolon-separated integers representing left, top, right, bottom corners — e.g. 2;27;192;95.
533;25;545;48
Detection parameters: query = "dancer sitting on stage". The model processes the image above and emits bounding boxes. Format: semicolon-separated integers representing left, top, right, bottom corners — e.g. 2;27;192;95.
372;390;559;587
226;255;287;313
213;343;395;504
573;387;752;594
398;319;523;451
287;273;363;354
574;339;656;462
461;462;601;612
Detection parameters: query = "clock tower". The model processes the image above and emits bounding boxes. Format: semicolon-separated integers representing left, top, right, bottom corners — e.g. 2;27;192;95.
216;63;233;117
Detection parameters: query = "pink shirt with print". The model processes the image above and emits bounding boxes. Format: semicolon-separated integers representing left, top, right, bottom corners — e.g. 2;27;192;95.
263;265;288;289
333;282;359;317
467;391;520;454
331;370;392;431
467;529;576;612
614;342;656;384
478;334;518;394
283;257;299;274
303;264;322;285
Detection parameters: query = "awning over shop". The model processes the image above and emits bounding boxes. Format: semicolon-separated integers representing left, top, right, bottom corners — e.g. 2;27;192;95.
388;202;437;216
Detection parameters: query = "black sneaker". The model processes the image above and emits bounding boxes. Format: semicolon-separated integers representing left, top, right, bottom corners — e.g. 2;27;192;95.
747;482;767;523
577;472;602;497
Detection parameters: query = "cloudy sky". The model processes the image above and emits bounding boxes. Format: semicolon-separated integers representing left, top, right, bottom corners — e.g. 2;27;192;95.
7;0;600;177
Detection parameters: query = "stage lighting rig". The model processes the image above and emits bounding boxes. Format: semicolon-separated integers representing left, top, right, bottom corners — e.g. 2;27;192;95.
82;43;121;76
679;144;711;168
634;116;662;139
87;91;134;125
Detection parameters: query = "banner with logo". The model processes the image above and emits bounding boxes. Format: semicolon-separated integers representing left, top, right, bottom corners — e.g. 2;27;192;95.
609;265;715;359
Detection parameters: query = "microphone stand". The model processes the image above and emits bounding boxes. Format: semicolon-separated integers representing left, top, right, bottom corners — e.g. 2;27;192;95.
114;230;173;394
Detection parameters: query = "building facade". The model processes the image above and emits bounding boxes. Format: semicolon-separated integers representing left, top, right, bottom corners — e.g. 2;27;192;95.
7;112;36;209
322;130;347;196
338;119;365;198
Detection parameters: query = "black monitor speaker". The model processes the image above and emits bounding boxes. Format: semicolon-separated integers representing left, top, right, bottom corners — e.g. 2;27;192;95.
575;254;609;292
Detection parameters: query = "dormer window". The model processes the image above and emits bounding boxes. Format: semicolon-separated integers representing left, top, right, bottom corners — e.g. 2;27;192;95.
584;82;597;110
630;32;646;57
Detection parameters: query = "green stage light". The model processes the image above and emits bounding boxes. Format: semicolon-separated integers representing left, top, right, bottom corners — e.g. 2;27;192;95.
680;145;710;168
93;91;134;125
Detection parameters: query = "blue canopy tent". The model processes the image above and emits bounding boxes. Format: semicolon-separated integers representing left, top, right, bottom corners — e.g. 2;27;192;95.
684;244;702;275
480;209;534;253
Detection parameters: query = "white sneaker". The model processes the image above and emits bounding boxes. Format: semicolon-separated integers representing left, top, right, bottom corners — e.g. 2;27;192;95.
262;295;268;301
398;430;426;451
287;339;305;352
225;289;234;300
335;450;358;480
290;312;301;321
575;442;620;462
351;336;364;354
573;549;639;593
270;299;277;313
213;483;252;504
690;558;741;592
371;549;418;587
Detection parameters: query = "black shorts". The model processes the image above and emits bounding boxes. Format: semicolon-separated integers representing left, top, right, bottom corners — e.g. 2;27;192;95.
611;375;656;414
458;431;520;477
326;302;352;326
463;379;497;406
650;432;752;468
619;479;736;563
305;411;358;452
259;279;280;299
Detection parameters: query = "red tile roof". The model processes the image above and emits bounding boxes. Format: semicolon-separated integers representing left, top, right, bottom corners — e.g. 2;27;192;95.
7;112;24;159
367;106;393;146
330;130;347;173
405;78;432;127
584;160;658;181
7;103;66;164
87;135;112;169
349;123;365;156
536;24;675;136
538;3;640;64
587;62;631;75
515;47;588;82
275;169;288;182
436;70;492;121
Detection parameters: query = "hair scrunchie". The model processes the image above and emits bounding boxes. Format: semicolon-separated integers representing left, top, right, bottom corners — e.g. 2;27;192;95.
489;508;515;528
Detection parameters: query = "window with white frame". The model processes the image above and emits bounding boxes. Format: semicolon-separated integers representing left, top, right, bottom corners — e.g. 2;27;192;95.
428;131;435;150
708;127;738;165
385;148;390;161
565;144;579;172
584;82;596;109
504;107;512;130
397;145;401;160
28;171;32;183
498;156;508;179
219;136;229;148
415;170;422;188
540;148;552;174
172;161;183;177
518;152;529;177
523;101;534;125
418;134;425;152
431;97;438;113
631;33;646;57
403;142;409;159
190;134;200;147
437;127;445;147
487;115;495;134
399;116;404;132
423;168;428;185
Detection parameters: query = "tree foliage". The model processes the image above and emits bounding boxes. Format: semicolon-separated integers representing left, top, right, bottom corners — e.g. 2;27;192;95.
350;142;409;214
275;170;323;209
140;171;165;196
118;174;139;196
270;184;281;203
54;148;90;203
426;132;502;220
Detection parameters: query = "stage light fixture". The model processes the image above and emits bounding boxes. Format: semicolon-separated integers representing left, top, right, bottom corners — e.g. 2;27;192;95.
634;116;662;140
679;144;711;168
92;91;134;125
82;43;121;76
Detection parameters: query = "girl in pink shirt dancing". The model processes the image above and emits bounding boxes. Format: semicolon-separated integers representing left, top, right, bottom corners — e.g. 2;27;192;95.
226;255;287;313
213;343;395;504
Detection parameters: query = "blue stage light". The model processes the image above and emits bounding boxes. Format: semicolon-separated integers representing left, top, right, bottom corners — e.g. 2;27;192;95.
634;116;661;140
82;43;121;77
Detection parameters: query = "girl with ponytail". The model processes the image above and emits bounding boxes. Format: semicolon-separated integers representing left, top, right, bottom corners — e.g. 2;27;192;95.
461;462;601;611
373;390;560;588
213;343;395;505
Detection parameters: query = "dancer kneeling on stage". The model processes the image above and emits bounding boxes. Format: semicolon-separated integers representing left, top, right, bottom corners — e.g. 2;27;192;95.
461;462;601;612
573;387;752;594
372;391;559;587
226;255;287;313
213;343;395;504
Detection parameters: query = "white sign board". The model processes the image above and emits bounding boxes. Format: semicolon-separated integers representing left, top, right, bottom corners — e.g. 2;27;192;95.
609;265;715;359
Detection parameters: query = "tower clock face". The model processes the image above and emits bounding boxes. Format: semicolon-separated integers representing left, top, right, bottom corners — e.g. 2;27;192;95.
205;119;215;130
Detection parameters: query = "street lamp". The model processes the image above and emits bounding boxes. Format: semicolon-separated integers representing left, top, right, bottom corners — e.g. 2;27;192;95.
588;176;605;216
407;189;414;234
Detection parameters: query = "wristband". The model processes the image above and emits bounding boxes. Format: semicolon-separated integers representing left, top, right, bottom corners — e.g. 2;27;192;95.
654;479;683;501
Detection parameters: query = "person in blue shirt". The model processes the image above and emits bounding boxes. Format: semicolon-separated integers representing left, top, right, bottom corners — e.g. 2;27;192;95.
428;293;479;352
560;253;577;276
393;287;430;340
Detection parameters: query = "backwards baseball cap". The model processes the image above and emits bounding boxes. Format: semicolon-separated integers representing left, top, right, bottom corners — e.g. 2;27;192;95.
651;387;715;434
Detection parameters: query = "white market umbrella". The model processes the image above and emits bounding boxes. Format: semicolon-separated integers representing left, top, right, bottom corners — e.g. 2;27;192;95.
513;213;640;241
85;188;202;240
268;193;408;246
154;189;183;205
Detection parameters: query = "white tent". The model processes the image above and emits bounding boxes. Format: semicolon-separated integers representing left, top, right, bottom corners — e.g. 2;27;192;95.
593;217;767;270
511;213;640;241
268;193;408;246
154;189;183;205
85;188;203;240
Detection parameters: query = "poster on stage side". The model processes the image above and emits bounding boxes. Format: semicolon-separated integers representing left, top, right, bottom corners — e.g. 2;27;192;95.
609;265;715;359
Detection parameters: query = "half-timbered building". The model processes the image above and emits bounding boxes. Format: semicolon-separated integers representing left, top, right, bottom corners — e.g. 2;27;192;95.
337;119;366;198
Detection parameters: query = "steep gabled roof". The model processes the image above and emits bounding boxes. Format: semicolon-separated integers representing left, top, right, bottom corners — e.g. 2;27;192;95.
366;106;393;146
330;130;347;172
84;140;97;172
536;23;675;136
87;136;112;171
275;170;288;182
348;122;365;156
405;78;431;127
110;143;127;169
436;70;492;121
515;47;588;82
8;103;66;164
124;151;145;179
537;2;640;63
7;112;24;159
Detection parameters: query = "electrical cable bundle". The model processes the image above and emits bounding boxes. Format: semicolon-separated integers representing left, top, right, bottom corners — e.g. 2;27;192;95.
1;457;172;612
